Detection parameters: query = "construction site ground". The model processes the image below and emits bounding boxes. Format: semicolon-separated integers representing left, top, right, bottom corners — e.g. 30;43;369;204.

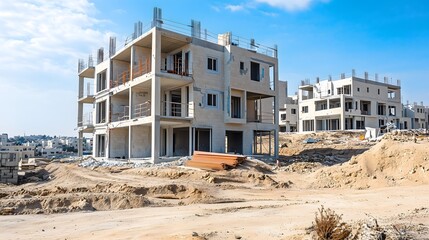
1;131;429;239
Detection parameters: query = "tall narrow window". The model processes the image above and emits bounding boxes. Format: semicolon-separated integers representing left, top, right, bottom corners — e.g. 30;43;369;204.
96;101;106;123
97;71;107;92
250;61;260;81
207;93;218;107
231;96;241;118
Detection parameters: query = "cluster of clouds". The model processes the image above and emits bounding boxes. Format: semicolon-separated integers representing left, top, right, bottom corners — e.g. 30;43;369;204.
0;0;112;136
224;0;329;13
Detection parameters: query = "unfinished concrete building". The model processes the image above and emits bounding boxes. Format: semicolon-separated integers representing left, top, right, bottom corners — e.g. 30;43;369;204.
403;102;429;130
278;81;298;132
298;72;409;132
77;8;279;162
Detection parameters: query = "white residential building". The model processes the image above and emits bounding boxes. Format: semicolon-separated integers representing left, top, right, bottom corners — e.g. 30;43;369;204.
0;133;8;145
77;8;279;162
403;102;428;129
298;73;410;132
278;81;298;132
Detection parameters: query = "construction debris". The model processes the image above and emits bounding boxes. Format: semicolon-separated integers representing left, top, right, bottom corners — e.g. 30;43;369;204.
185;151;246;170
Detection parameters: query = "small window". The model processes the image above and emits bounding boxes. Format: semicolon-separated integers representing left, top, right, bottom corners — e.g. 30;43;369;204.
328;89;331;95
291;109;297;114
302;106;308;113
207;93;217;107
357;88;360;92
367;87;369;93
240;62;244;70
207;57;217;72
378;89;380;95
281;114;286;120
250;61;260;81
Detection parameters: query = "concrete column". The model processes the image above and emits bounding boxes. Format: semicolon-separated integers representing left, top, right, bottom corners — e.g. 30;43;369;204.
77;102;83;126
188;126;192;155
166;127;173;156
340;95;345;130
181;87;187;117
273;67;279;158
78;77;84;99
151;28;161;163
224;46;232;121
128;126;132;158
130;46;134;80
166;90;171;117
78;131;83;157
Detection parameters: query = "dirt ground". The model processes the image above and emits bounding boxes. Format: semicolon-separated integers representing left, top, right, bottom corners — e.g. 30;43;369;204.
1;131;429;239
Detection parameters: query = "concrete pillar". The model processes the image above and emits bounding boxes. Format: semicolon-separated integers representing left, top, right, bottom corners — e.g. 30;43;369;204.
188;126;192;155
151;28;161;163
181;87;187;117
166;91;171;117
273;67;279;158
78;77;84;99
244;91;247;121
78;131;83;157
128;126;132;158
130;46;134;80
166;127;173;156
77;102;83;126
340;95;345;130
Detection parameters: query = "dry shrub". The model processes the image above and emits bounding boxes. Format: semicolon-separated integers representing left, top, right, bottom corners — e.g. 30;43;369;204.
314;206;352;240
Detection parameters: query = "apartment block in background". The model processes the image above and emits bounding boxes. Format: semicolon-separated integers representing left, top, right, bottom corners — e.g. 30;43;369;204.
298;72;410;132
77;8;279;162
278;81;298;132
403;101;429;130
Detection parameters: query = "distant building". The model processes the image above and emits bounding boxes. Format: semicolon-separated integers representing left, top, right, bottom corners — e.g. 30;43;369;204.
298;73;410;132
403;102;428;129
0;133;8;145
0;145;35;160
278;81;298;132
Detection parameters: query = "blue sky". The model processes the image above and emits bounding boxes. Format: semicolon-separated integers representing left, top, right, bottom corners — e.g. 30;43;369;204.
1;0;428;137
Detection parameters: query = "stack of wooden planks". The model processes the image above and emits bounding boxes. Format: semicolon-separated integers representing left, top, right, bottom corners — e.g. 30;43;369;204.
185;151;246;170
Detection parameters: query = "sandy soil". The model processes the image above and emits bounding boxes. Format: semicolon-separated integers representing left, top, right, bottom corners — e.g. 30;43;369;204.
1;131;429;239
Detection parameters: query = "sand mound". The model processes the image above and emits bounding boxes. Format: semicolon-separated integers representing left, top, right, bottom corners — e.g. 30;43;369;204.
311;138;429;189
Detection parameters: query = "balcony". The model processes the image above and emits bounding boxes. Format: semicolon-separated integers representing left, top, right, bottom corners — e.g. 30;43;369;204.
78;113;94;133
112;106;129;122
134;101;151;118
132;59;151;79
78;83;95;103
161;101;190;118
111;70;130;88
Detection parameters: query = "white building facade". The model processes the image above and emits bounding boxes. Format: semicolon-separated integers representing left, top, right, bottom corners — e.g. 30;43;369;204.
298;74;410;132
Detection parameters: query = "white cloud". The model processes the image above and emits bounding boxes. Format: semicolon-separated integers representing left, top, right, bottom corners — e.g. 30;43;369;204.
0;0;112;78
254;0;328;11
0;0;112;136
226;4;246;12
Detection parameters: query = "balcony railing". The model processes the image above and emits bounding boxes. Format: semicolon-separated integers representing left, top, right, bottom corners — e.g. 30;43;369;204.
112;106;129;122
132;58;151;79
134;101;151;118
111;70;130;88
161;101;189;117
78;112;93;127
78;82;94;99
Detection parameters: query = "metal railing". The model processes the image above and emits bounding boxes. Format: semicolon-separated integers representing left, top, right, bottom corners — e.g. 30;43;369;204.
132;58;151;79
112;106;129;122
111;70;130;88
134;101;151;118
78;112;93;127
161;101;189;117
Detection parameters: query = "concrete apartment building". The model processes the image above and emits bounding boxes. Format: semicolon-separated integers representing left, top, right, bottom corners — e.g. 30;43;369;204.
298;73;410;132
403;102;428;130
77;8;279;163
278;81;298;132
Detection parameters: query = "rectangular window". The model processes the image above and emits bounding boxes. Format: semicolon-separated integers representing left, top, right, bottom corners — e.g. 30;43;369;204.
291;109;297;114
207;93;217;107
302;106;308;113
207;57;217;71
97;71;107;92
240;62;244;70
367;87;369;93
231;96;241;118
96;101;106;123
378;89;380;95
281;114;286;121
357;88;360;92
250;61;260;81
